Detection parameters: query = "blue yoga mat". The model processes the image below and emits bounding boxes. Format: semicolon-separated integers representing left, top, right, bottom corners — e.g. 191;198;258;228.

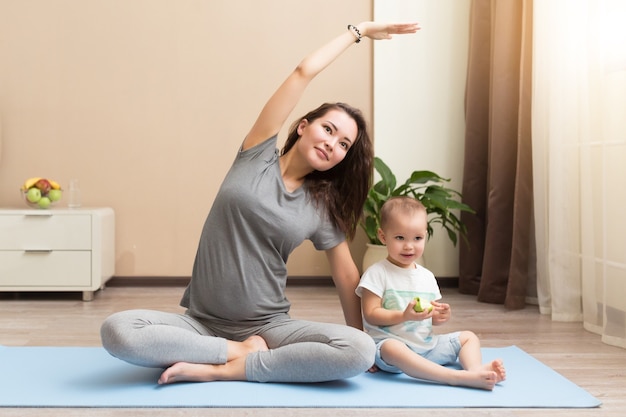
0;345;600;408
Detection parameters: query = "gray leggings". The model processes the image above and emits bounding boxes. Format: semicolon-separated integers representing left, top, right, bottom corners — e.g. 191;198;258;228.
100;309;375;383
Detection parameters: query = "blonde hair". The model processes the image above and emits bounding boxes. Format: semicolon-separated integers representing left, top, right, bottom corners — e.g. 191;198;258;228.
379;196;426;231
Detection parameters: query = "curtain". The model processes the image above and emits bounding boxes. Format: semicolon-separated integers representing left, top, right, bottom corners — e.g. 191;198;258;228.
459;0;535;309
533;0;626;349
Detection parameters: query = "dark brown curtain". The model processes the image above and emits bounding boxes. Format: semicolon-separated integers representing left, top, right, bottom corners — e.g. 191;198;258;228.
459;0;534;310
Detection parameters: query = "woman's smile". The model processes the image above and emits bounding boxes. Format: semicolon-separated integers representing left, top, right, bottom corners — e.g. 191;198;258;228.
315;146;329;161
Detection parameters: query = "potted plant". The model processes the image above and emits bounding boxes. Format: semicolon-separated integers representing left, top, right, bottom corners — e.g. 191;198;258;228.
361;157;475;269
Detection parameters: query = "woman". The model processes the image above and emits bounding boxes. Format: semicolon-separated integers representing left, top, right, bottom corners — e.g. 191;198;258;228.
101;21;420;384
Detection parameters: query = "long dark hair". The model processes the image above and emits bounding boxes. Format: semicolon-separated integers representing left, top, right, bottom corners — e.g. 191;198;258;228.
281;102;373;240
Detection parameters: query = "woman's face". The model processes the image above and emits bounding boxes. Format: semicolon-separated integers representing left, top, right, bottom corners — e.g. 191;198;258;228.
296;109;358;171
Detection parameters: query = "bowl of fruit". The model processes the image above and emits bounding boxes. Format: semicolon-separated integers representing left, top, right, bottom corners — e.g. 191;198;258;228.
21;177;63;209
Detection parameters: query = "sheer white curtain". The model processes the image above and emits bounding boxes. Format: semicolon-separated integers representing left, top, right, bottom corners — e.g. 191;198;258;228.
533;0;626;348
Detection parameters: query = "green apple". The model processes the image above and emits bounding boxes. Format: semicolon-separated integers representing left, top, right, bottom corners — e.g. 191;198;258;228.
413;297;433;313
48;189;62;202
26;187;41;203
37;196;51;209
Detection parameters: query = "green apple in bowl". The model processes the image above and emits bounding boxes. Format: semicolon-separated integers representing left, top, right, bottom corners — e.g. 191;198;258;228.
26;187;42;203
48;188;63;202
37;196;51;209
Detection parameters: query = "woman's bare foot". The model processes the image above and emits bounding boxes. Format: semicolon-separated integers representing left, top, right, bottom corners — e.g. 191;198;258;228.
158;335;269;385
243;335;269;354
158;361;229;384
226;334;269;361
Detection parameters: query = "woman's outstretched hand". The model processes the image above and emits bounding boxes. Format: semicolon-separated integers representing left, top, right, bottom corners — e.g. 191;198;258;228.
359;22;421;40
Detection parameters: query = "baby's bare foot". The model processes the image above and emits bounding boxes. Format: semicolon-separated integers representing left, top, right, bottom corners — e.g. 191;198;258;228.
457;370;498;391
485;359;506;383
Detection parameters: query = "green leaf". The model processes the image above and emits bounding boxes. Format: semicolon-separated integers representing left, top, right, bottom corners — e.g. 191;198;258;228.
374;157;396;192
361;157;475;246
406;170;449;185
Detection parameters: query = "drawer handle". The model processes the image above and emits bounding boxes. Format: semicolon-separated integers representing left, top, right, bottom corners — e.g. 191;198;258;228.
24;212;54;217
24;249;53;253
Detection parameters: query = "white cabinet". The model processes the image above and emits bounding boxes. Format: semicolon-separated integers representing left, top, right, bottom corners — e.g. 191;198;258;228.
0;208;115;301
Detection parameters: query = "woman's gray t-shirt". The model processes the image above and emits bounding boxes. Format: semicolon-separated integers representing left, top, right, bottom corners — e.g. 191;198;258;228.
180;135;345;325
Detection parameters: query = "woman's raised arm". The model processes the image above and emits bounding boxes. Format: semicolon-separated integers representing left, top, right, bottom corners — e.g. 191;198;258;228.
242;22;420;150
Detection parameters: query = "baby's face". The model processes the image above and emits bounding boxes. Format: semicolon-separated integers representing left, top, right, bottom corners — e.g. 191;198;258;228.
379;210;427;268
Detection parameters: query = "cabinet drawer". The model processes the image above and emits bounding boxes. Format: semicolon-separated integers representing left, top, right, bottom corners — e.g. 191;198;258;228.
0;251;91;287
0;213;91;250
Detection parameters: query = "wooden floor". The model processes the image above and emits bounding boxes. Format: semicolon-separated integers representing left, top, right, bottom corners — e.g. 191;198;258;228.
1;282;625;417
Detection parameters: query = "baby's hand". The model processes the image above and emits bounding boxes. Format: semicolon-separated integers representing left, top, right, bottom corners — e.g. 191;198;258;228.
431;300;451;323
405;299;434;321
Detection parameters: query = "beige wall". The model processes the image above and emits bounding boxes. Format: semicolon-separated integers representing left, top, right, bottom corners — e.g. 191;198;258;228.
0;0;372;277
374;0;471;277
0;1;472;278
